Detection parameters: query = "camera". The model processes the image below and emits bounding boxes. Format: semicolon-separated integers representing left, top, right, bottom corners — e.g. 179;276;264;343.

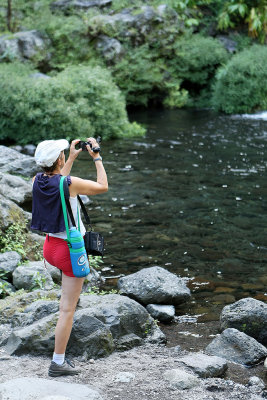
78;136;101;153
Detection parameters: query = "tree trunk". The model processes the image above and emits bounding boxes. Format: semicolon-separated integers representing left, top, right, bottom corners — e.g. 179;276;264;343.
7;0;12;32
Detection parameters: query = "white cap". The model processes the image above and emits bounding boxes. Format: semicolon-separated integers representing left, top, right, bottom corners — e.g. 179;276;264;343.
34;139;69;167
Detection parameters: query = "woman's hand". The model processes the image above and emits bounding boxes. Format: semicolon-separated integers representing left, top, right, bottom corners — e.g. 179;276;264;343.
69;139;82;161
86;137;100;159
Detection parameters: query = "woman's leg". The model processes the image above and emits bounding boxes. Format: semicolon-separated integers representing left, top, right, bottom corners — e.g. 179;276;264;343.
54;272;84;354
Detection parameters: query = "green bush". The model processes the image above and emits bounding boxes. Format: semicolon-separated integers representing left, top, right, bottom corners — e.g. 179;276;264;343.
110;44;188;108
0;63;144;144
212;45;267;114
167;34;229;87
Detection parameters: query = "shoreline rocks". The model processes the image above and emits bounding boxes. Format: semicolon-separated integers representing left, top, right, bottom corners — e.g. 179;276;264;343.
118;266;191;306
206;328;267;366
220;297;267;345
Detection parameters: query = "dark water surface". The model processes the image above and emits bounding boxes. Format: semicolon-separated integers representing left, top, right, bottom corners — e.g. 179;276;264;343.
72;109;267;321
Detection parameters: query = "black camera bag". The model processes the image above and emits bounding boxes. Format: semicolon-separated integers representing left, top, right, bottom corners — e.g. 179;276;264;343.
63;177;104;257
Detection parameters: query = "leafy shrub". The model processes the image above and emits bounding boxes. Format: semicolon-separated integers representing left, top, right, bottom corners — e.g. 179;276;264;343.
212;45;267;113
167;34;229;87
0;63;145;144
110;44;188;108
218;0;267;43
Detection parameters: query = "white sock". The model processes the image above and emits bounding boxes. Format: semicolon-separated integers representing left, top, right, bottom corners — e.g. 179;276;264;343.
52;352;65;365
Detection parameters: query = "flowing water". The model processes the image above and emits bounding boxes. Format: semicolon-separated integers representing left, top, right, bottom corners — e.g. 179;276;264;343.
72;108;267;322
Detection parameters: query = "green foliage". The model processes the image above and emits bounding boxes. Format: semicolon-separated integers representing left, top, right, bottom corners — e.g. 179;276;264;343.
31;271;47;290
89;256;104;270
0;218;42;261
218;0;267;43
167;34;229;86
83;285;118;295
0;62;145;144
212;45;267;113
110;45;163;107
0;281;12;298
110;45;188;108
0;219;28;258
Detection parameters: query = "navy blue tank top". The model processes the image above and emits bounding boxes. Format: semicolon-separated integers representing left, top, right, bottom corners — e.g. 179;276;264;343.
31;173;71;233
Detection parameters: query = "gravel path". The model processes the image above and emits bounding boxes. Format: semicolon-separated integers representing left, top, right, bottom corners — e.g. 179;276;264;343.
0;343;265;400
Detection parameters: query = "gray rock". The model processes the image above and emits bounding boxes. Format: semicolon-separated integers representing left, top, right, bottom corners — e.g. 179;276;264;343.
146;304;175;323
0;172;32;205
29;72;51;80
115;333;143;351
0;324;12;347
0;288;60;325
114;372;135;383
216;35;237;53
45;261;62;284
10;145;23;153
0;195;28;230
0;30;51;62
206;328;267;366
78;293;165;345
157;4;178;21
0;251;21;279
79;194;91;205
96;35;123;61
220;297;267;345
50;0;111;13
82;267;104;291
11;299;59;327
89;6;160;39
68;310;115;358
22;144;36;156
179;353;228;378
0;377;103;400
118;266;191;305
0;145;39;177
163;369;199;389
5;312;59;355
12;261;54;290
248;376;265;389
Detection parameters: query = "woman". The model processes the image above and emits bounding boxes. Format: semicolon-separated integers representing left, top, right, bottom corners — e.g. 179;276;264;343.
31;137;108;377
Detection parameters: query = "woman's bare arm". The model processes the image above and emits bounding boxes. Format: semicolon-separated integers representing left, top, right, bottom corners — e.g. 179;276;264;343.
69;137;108;197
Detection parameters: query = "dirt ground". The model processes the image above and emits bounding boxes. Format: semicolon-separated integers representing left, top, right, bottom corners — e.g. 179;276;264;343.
0;320;266;400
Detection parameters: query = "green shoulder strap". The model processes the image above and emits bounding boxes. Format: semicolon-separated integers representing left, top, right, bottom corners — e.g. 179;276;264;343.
59;176;71;243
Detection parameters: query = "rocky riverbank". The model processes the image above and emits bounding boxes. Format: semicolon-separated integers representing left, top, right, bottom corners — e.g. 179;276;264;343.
0;144;266;399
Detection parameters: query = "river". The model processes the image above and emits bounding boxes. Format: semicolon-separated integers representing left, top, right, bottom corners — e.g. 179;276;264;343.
71;108;267;323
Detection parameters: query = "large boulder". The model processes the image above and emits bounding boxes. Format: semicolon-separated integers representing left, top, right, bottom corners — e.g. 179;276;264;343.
68;311;115;358
0;377;103;400
5;312;59;355
0;194;28;230
11;299;59;328
0;173;32;205
89;6;178;41
118;266;191;305
0;251;21;280
206;328;267;366
0;30;51;62
50;0;112;13
78;293;165;345
220;297;267;345
2;292;165;358
0;289;60;325
178;353;228;378
0;146;39;177
12;261;54;290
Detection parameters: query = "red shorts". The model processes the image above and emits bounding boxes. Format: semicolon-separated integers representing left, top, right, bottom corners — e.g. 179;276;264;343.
43;235;75;277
